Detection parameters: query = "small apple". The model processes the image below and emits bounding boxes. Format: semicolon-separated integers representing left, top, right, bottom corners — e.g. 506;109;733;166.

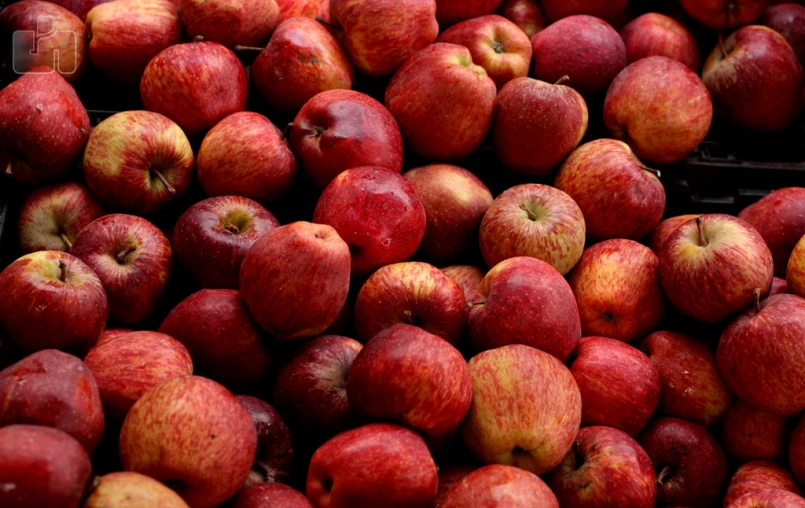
771;276;789;296
648;214;702;253
724;461;802;507
762;3;805;67
721;400;789;463
83;471;188;508
540;0;628;21
620;13;700;70
180;0;280;48
680;0;768;29
498;0;548;38
442;464;559;508
233;483;312;508
441;265;485;305
237;396;294;485
739;188;805;276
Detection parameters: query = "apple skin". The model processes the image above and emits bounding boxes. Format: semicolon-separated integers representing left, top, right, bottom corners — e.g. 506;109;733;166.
649;214;701;253
237;396;294;485
306;423;439;508
276;0;328;21
120;376;257;508
435;465;477;507
604;56;713;165
173;196;279;289
313;167;426;278
568;240;666;342
498;0;548;38
404;164;493;264
470;257;581;361
492;77;588;176
233;483;312;508
569;337;660;436
347;324;472;437
329;0;439;77
680;0;768;29
140;41;248;138
620;13;700;70
17;182;104;254
0;349;104;454
659;214;774;324
703;26;804;132
554;139;666;241
197;113;297;203
252;17;354;113
0;71;90;185
355;262;468;345
385;43;497;161
240;221;351;340
272;335;363;441
771;276;789;296
435;0;502;26
83;471;189;508
641;331;733;427
180;0;280;48
290;90;403;189
49;0;114;20
442;464;559;508
739;188;805;276
461;344;582;475
540;0;628;21
96;328;132;347
721;400;789;463
762;3;805;66
724;461;802;507
84;331;193;422
72;214;172;324
549;426;656;508
86;0;183;85
0;251;107;355
0;424;92;508
718;294;805;416
731;490;805;507
788;235;805;297
442;265;485;305
789;416;805;484
531;15;627;98
82;111;194;215
638;417;728;508
437;15;533;89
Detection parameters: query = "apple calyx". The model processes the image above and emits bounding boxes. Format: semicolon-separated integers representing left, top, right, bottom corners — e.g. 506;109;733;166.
59;232;73;250
656;465;673;486
116;245;137;265
57;260;68;283
223;221;241;234
151;168;176;194
555;75;571;86
467;300;486;308
696;216;708;247
491;41;506;54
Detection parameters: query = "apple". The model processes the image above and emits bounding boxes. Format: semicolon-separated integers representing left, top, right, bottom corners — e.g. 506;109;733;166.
313;167;426;277
435;0;502;26
730;490;805;507
638;417;728;508
86;0;183;85
385;43;497;161
680;0;768;29
159;290;271;392
724;461;802;507
479;184;586;275
306;423;438;507
762;3;805;66
739;188;805;276
493;77;588;176
251;17;354;113
790;416;805;483
0;71;90;185
0;425;92;508
273;335;362;441
442;464;558;508
789;235;805;297
17;182;104;254
721;400;789;463
233;483;312;508
276;0;328;21
659;214;774;323
240;221;350;339
120;376;257;508
648;214;702;253
49;0;113;20
442;265;485;305
620;13;700;70
1;1;87;82
641;331;733;427
554;139;666;241
140;41;248;137
180;0;280;48
173;196;279;289
82;111;194;215
84;331;193;421
771;276;789;296
540;0;628;21
96;328;132;347
461;344;582;474
718;294;805;416
435;465;477;507
237;396;294;485
289;90;403;189
328;0;439;76
498;0;547;38
83;471;188;508
549;426;656;508
703;26;804;132
531;15;627;98
0;251;107;355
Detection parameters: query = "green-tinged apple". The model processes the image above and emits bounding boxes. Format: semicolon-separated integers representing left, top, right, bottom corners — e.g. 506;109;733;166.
724;461;802;507
762;3;805;66
237;396;294;485
498;0;547;38
442;265;485;305
788;235;805;297
180;0;280;47
649;214;702;253
620;13;700;70
83;472;189;508
233;483;312;508
442;465;558;507
680;0;767;29
540;0;628;21
739;188;805;275
722;400;789;462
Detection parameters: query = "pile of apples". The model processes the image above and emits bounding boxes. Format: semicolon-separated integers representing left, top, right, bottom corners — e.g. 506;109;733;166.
1;0;805;506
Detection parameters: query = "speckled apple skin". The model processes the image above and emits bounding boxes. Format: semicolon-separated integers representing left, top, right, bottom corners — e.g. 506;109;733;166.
306;423;438;508
96;328;132;347
442;464;558;508
0;71;90;185
276;0;328;21
0;350;104;453
740;188;805;276
541;0;628;21
50;0;113;19
237;395;294;485
180;0;280;48
648;214;701;253
763;3;805;67
680;0;766;29
499;0;547;39
788;236;805;297
724;461;802;507
233;483;311;508
620;13;700;71
84;471;189;508
435;0;502;26
722;401;788;462
442;265;485;305
354;262;468;345
730;489;805;508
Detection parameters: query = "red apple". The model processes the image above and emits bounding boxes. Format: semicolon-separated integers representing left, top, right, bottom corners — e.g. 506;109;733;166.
120;376;257;508
680;0;768;29
140;41;248;137
72;214;172;324
731;489;805;507
789;416;805;484
289;90;403;189
659;215;774;323
82;111;194;215
173;196;279;289
306;423;438;507
17;182;104;254
0;251;107;354
276;0;328;21
789;235;805;297
725;461;802;507
648;214;702;253
620;13;700;70
233;483;312;508
441;265;485;305
180;0;280;48
442;464;558;508
555;139;666;241
83;471;188;508
498;0;548;38
549;426;656;508
435;465;477;507
540;0;628;21
771;276;789;296
0;71;90;185
385;43;496;161
237;396;294;485
762;3;805;66
461;344;582;474
435;0;502;26
641;331;733;427
722;400;789;463
313;167;426;277
493;77;588;176
50;0;114;19
703;25;804;132
86;0;183;85
739;188;805;276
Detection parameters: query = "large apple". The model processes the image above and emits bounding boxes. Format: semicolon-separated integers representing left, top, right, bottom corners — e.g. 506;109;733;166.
442;464;558;508
442;265;485;305
180;0;280;48
237;396;294;485
762;3;805;66
540;0;628;21
620;13;700;70
498;0;547;38
233;483;312;508
648;214;701;253
739;188;805;275
722;400;788;463
724;461;802;507
680;0;768;29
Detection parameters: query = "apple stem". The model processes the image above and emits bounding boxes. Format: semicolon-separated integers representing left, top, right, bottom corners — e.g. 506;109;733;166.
754;288;762;313
467;300;487;308
234;45;264;53
224;222;240;234
316;16;342;32
696;216;707;247
718;31;727;59
116;245;137;264
57;260;67;283
638;163;661;178
4;161;11;176
554;75;571;86
59;232;73;250
519;203;538;221
282;123;294;140
152;169;176;194
194;35;205;42
656;466;672;486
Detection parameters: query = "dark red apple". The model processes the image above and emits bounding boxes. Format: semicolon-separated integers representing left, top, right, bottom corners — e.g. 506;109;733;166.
435;0;502;25
789;416;805;484
739;188;805;275
680;0;768;29
762;3;805;67
620;12;700;70
721;400;789;463
724;461;802;507
498;0;548;38
233;483;312;508
648;214;701;253
50;0;114;19
442;464;559;507
180;0;280;48
540;0;628;21
237;396;294;485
